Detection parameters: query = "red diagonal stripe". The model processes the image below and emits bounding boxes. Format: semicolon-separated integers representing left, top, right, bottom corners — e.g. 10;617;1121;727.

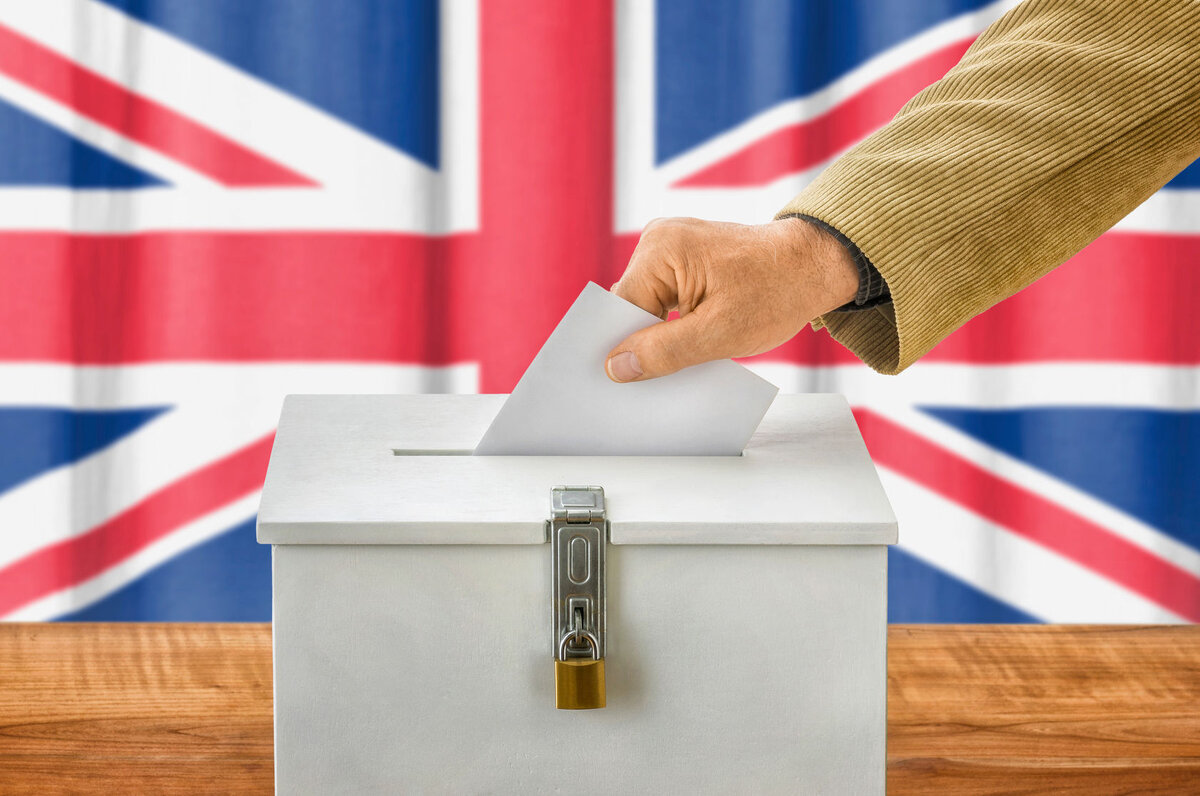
0;433;275;617
0;24;316;187
853;408;1200;621
674;37;973;188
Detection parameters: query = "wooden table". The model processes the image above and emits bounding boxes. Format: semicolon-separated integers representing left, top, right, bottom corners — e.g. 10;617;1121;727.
1;624;1197;794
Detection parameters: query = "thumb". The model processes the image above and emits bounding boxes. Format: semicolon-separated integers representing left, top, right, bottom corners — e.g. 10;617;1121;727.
605;310;723;382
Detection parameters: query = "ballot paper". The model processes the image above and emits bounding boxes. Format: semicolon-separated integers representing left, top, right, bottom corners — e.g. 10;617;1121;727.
474;282;778;456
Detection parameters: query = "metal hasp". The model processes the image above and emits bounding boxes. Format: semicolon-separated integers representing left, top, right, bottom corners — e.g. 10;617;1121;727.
550;486;607;710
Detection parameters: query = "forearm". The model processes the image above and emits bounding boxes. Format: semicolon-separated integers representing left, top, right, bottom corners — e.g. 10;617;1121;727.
779;0;1200;373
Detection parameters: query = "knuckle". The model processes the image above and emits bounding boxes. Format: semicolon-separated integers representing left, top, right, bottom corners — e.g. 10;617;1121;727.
637;224;665;249
639;218;695;258
641;216;689;240
639;218;672;244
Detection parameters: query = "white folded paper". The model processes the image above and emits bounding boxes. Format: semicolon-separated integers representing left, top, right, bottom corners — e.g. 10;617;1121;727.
474;282;778;456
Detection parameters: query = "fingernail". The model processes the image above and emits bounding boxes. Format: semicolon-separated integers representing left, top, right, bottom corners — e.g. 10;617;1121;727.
606;351;643;382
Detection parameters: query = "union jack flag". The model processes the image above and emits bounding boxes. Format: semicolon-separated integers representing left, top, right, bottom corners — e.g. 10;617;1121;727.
2;0;1197;623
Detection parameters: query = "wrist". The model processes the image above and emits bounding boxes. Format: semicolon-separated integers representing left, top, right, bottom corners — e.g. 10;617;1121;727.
771;216;859;318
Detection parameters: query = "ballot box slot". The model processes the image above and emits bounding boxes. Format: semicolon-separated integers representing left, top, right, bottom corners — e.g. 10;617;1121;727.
391;448;473;456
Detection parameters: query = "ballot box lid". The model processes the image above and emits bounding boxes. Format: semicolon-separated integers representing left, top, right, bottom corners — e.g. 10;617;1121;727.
256;394;897;546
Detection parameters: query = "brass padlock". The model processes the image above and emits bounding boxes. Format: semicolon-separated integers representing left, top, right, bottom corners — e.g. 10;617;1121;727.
555;632;606;710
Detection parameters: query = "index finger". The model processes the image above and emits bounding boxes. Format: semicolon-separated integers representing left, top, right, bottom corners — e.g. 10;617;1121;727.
610;229;678;320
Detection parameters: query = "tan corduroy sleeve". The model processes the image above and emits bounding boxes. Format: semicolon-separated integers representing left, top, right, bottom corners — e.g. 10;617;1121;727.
776;0;1200;374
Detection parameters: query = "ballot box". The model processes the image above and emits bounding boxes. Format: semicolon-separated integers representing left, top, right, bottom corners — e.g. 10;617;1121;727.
257;393;897;794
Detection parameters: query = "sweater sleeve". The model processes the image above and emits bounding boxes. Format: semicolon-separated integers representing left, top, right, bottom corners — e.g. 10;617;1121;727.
776;0;1200;374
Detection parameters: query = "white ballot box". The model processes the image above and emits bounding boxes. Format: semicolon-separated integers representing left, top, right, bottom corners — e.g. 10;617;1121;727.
258;394;897;794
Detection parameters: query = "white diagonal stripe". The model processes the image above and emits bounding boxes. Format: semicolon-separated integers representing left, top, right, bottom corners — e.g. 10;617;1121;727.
615;0;1020;231
3;493;261;620
881;467;1185;623
0;0;480;232
749;362;1200;580
0;71;218;188
0;405;273;571
872;401;1200;580
0;363;480;575
616;0;1198;235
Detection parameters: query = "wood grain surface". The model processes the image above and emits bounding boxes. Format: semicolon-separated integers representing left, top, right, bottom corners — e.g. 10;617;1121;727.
0;623;273;794
889;625;1200;795
1;623;1197;794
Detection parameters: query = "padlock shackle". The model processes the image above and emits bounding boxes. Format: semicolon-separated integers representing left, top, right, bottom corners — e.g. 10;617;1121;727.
557;629;600;661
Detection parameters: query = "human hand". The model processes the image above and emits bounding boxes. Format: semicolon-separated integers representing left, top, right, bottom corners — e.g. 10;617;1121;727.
605;216;859;382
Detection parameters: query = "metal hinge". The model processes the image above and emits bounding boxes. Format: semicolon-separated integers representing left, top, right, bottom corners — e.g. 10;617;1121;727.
550;486;606;661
